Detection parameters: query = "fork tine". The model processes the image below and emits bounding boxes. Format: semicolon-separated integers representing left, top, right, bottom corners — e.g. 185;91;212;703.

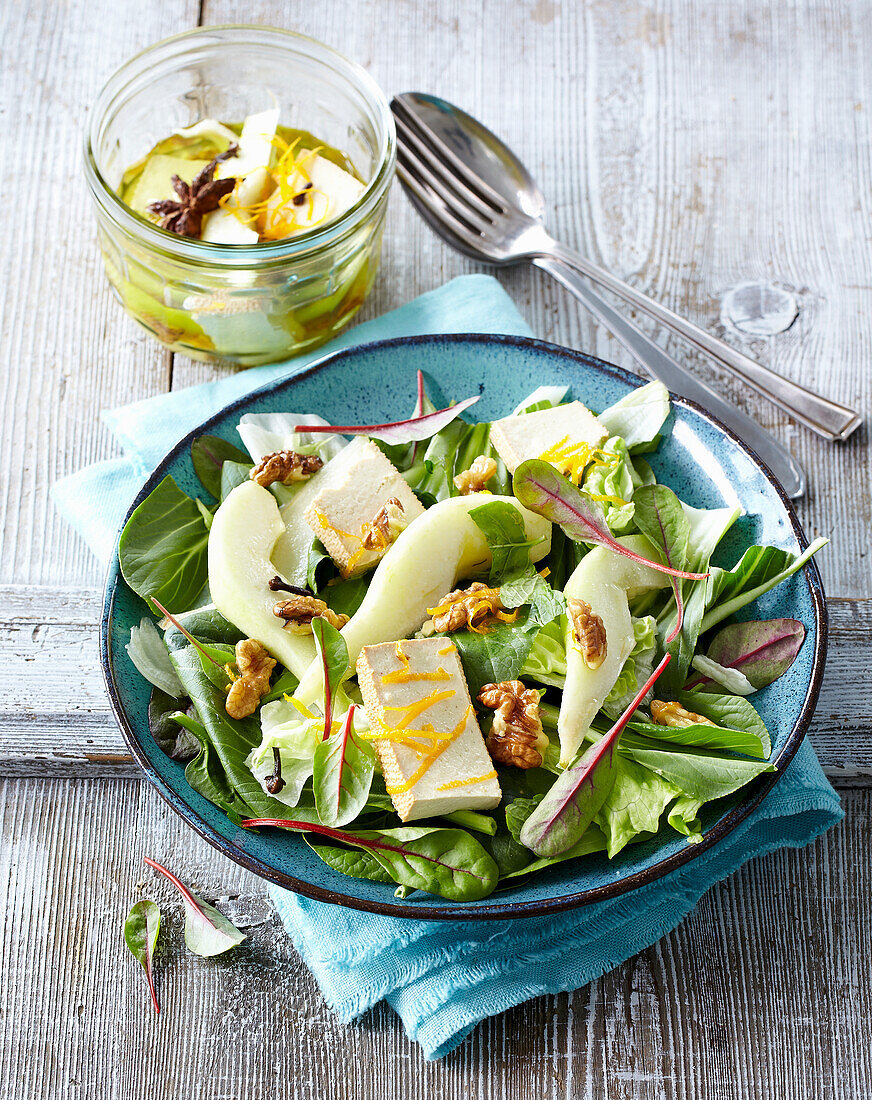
395;129;495;234
395;156;494;256
393;112;500;225
391;96;510;215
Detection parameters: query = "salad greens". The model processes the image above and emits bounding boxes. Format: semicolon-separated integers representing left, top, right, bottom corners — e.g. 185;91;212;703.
123;899;161;1014
118;374;824;902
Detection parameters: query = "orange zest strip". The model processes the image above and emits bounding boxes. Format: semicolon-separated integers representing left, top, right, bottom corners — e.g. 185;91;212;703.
436;770;497;791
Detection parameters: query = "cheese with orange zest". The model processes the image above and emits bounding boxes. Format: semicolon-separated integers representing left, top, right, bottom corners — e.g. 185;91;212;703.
302;438;425;577
356;639;501;822
489;401;608;474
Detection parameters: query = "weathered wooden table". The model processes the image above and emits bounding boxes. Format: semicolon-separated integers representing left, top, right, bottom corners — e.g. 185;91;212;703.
2;1;870;1096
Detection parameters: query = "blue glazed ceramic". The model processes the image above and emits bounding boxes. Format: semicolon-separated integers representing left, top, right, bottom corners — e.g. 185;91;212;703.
101;334;826;920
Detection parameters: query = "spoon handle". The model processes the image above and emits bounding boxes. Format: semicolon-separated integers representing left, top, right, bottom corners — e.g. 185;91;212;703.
546;241;861;443
533;253;806;499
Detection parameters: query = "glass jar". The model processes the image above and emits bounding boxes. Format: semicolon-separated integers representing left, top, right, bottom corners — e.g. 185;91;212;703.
84;25;395;367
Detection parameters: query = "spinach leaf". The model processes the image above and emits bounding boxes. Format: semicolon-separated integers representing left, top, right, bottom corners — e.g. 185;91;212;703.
127;617;184;697
220;460;254;500
704;618;806;690
119;476;210;614
502;826;608;879
619;733;775;803
321;574;369;618
700;539;827;634
450;613;540;697
469;500;536;581
123;899;161;1014
482;826;533;877
312;706;376;828
469;499;564;625
191;434;250;499
144;858;246;957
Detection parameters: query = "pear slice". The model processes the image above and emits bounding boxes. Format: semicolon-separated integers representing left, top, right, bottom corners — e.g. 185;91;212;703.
293;494;552;703
208;480;316;678
558;535;672;766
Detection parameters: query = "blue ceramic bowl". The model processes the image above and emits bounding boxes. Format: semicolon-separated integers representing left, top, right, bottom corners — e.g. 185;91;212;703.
101;334;826;919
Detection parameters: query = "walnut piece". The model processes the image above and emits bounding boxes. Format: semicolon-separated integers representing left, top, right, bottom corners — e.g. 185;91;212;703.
225;639;275;719
478;680;548;769
453;454;498;495
250;450;323;488
272;594;349;634
568;597;608;669
361;497;407;551
425;581;507;634
650;700;717;728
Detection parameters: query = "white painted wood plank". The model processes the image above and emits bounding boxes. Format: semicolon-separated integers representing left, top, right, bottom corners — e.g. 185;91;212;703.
0;0;200;591
0;776;866;1100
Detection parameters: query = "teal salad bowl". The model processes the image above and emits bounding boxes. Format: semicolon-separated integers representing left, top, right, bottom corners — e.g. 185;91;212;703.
101;334;826;919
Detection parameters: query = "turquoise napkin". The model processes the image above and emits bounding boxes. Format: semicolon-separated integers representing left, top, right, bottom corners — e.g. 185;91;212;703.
52;273;843;1060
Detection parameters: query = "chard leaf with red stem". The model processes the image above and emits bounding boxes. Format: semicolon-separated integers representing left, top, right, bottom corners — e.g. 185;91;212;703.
144;857;246;957
311;618;350;741
238;821;500;902
512;461;707;581
312;705;376;828
700;618;806;690
123;899;161;1014
519;653;672;858
291;394;480;444
631;484;691;643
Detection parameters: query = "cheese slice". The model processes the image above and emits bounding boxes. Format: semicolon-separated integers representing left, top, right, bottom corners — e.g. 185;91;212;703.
260;152;365;239
489;401;608;474
303;438;425;577
215;108;279;180
356;639;501;822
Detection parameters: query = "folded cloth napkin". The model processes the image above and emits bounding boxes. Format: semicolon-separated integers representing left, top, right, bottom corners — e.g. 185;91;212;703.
52;273;843;1060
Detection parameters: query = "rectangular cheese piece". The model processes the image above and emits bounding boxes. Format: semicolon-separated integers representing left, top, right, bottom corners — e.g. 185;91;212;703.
489;401;608;474
304;438;425;577
356;639;501;822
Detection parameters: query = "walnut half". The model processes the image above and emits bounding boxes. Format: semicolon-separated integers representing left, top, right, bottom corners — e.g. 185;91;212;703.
424;581;507;634
250;450;323;487
650;700;717;728
362;497;407;551
568;597;607;669
272;595;349;634
454;455;497;495
226;639;275;719
478;680;548;769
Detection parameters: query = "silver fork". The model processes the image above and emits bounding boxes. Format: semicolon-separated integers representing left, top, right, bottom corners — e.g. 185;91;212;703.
391;93;862;481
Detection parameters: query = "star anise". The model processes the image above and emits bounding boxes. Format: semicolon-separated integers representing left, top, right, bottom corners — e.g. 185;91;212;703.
148;144;239;238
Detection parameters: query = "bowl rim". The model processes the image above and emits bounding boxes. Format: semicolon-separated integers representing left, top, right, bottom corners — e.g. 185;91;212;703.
100;332;827;920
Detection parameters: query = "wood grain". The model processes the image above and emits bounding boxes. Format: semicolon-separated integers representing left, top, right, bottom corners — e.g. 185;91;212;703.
0;0;199;592
0;775;867;1100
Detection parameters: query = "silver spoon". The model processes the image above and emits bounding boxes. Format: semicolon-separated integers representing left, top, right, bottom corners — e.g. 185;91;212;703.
391;93;859;496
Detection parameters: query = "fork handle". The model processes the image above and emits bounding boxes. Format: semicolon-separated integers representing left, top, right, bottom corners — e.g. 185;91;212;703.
534;253;806;498
546;241;861;442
